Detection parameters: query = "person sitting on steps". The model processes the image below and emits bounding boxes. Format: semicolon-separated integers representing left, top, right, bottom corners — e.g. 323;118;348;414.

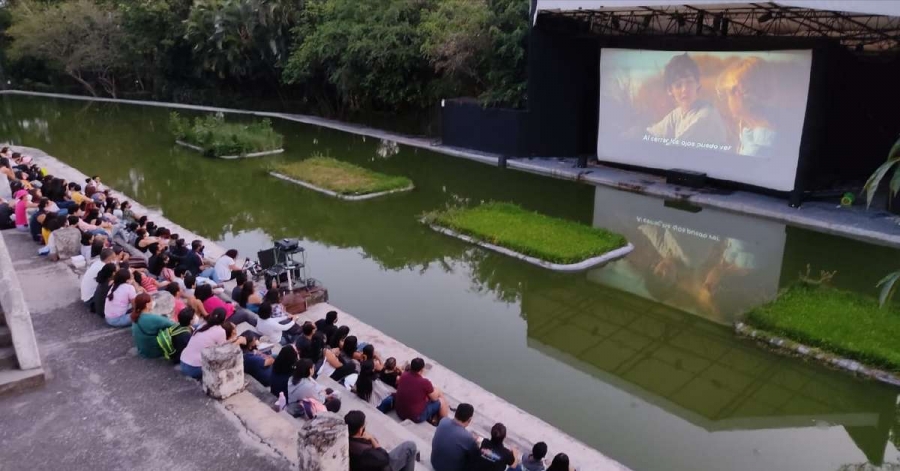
431;402;480;471
385;357;449;425
345;409;418;471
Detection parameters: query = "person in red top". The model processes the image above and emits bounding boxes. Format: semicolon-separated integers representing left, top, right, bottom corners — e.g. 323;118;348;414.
393;357;449;424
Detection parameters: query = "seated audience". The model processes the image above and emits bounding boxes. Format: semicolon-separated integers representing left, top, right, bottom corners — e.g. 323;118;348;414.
288;358;327;405
256;301;297;345
237;280;264;313
295;321;324;366
195;283;235;319
270;344;299;399
349;360;393;407
231;271;247;301
328;325;351;349
92;263;118;318
521;442;548;471
179;308;236;379
392;357;449;425
472;423;519;471
240;331;274;386
431;403;479;471
81;247;117;310
163;307;196;364
201;248;242;283
379;357;402;389
315;310;339;341
546;453;573;471
131;293;176;358
345;410;417;471
105;268;140;327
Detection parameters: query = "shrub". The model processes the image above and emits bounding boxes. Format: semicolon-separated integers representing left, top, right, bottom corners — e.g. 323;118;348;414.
169;111;283;157
424;202;628;264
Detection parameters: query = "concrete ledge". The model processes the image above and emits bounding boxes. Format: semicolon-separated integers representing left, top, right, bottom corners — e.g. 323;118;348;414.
175;140;284;159
426;223;634;272
0;367;45;397
735;322;900;387
270;172;415;201
222;390;300;462
0;232;41;370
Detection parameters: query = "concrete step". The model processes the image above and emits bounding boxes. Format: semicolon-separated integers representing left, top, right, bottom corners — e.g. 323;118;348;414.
0;325;11;348
0;346;17;370
0;367;45;397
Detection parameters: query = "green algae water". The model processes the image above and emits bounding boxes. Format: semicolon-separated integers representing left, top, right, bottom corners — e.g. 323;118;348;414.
3;94;900;471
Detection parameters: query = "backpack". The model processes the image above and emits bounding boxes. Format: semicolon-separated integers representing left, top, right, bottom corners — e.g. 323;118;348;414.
157;325;191;360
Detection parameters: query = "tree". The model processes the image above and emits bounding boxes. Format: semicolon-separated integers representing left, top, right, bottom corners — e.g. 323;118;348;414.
184;0;301;82
420;0;491;99
7;0;127;97
283;0;435;112
117;0;193;93
481;0;529;107
419;0;528;107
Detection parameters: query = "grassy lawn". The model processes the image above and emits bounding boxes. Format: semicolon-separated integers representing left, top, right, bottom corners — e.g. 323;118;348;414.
425;202;627;264
170;112;283;157
273;157;412;196
746;282;900;371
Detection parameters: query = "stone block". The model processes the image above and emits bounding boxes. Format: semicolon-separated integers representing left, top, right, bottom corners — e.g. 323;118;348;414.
201;342;244;400
297;413;349;471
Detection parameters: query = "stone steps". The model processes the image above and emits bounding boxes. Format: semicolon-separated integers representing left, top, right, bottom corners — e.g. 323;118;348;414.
0;346;17;370
0;325;12;348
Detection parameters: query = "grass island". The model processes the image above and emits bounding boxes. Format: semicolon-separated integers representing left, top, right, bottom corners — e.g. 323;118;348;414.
423;202;632;271
743;281;900;378
169;112;284;159
270;156;414;200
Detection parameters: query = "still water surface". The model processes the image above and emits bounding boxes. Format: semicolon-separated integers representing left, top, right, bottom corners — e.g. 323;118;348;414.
3;95;900;471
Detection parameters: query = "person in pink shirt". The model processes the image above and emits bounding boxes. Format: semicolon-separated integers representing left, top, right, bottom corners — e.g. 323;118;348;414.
195;283;235;318
14;190;34;231
179;309;245;379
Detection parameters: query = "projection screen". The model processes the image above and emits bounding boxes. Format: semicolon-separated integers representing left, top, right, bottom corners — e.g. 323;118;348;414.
596;48;813;191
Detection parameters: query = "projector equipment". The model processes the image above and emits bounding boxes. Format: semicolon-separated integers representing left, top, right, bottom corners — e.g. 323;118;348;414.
274;238;301;253
252;238;308;291
666;169;707;189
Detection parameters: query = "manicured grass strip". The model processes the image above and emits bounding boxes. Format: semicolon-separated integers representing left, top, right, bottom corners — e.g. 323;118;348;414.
745;282;900;372
170;112;283;157
273;157;413;196
426;202;627;265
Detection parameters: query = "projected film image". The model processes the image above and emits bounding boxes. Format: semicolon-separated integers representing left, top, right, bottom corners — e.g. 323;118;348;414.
597;49;813;191
589;186;785;323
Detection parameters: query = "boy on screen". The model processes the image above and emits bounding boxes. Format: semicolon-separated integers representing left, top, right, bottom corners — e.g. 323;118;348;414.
646;53;727;148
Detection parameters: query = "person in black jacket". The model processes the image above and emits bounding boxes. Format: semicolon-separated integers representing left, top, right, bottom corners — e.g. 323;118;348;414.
345;410;417;471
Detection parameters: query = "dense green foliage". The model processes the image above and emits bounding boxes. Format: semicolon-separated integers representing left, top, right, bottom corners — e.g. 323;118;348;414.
274;156;413;196
169;112;283;157
746;282;900;372
1;0;529;113
426;202;628;264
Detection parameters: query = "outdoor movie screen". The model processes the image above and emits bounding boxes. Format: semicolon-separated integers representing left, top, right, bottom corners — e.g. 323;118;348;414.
596;48;813;191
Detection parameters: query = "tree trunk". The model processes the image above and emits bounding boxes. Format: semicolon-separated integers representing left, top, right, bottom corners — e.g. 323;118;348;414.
67;70;98;97
98;72;117;99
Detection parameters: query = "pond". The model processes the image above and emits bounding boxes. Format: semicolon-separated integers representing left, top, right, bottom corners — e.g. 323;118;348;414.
3;94;900;471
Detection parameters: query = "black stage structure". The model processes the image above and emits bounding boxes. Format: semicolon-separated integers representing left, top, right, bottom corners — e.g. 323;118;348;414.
441;1;900;203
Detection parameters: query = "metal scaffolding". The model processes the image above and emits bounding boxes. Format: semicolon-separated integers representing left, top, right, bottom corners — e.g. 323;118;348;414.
537;2;900;52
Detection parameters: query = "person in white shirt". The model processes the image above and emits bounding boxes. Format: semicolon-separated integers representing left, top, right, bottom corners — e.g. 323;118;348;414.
81;248;117;310
256;302;298;345
200;249;242;284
